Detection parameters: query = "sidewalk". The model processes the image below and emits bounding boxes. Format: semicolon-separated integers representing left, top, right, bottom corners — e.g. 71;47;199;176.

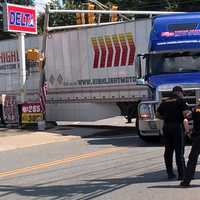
57;116;135;127
0;116;135;152
0;126;110;152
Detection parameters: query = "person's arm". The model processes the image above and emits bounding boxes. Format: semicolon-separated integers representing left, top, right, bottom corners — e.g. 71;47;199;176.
179;98;192;119
183;118;191;137
179;98;190;113
156;111;162;119
183;110;192;137
156;103;164;119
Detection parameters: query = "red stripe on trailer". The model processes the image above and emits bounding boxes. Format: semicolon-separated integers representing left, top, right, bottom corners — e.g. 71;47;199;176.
91;37;100;68
98;36;107;68
119;34;128;66
126;33;136;65
105;35;113;67
112;34;121;67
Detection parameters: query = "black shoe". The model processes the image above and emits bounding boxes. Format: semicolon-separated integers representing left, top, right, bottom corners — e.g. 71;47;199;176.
168;173;176;179
180;181;190;187
178;176;183;181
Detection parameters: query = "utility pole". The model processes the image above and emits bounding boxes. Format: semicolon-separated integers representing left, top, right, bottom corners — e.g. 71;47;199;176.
18;33;26;103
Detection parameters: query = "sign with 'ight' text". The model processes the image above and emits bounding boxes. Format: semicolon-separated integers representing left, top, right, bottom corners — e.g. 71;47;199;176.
3;3;37;34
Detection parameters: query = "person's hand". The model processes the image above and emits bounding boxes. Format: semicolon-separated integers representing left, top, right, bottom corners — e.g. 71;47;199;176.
185;130;192;138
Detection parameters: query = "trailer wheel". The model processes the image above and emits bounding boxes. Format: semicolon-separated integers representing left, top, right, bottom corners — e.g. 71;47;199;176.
135;116;160;142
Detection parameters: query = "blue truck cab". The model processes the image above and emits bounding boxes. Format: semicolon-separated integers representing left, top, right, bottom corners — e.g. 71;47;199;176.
137;13;200;140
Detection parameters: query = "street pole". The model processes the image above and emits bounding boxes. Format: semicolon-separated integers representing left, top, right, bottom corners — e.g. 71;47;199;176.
18;32;26;103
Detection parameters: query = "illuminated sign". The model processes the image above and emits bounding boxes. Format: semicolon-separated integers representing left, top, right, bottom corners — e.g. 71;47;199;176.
3;3;37;34
22;102;43;124
161;29;200;37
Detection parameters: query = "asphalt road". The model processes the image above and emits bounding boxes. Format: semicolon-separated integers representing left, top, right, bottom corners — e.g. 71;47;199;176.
0;126;199;200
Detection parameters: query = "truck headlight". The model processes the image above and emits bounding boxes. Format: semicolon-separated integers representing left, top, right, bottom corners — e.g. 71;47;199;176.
139;103;154;119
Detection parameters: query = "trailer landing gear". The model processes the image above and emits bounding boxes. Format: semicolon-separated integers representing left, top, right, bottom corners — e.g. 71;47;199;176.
116;102;138;124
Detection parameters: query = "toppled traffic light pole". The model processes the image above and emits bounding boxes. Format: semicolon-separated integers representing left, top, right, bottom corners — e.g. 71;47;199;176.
44;6;181;32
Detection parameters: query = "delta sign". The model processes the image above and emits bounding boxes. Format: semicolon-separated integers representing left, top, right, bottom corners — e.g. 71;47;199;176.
3;3;37;34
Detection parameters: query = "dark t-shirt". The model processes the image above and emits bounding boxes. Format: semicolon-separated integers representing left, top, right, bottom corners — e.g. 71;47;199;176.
157;95;188;123
192;105;200;137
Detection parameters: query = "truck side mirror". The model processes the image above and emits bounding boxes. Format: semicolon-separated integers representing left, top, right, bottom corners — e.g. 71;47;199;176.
135;54;142;79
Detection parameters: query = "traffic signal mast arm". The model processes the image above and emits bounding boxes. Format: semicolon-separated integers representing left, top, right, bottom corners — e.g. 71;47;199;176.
111;5;118;22
46;7;183;32
48;9;182;15
89;0;131;22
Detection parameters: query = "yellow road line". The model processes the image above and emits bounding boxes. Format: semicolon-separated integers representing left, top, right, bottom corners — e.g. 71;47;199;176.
0;147;127;178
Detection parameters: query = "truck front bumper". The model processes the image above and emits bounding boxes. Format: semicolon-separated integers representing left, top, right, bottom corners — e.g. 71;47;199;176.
139;118;163;136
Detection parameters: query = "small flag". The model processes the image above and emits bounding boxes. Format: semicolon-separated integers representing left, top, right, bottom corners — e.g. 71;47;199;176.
39;69;47;114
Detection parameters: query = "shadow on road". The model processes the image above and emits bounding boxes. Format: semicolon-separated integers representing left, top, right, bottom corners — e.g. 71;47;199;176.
148;171;200;189
149;184;200;189
0;169;189;200
86;129;161;148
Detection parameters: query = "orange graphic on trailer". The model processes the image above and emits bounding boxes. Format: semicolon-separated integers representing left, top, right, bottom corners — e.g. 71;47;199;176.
91;32;135;69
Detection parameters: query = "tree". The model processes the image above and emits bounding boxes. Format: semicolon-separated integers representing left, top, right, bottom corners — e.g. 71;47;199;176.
0;0;34;6
1;0;200;38
176;0;200;11
37;0;78;34
99;0;200;12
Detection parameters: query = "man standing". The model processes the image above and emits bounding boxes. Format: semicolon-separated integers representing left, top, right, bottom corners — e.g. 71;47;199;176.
180;103;200;187
157;86;189;180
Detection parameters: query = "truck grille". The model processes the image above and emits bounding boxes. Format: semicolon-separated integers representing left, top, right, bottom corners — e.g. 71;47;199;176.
161;89;197;107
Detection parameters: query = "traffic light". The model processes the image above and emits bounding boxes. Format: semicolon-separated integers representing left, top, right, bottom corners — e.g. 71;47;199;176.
76;13;85;25
87;3;95;24
111;5;118;22
26;48;40;61
26;48;44;71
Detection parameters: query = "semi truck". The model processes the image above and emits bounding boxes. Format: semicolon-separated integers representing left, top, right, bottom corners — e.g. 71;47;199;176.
1;9;200;141
136;13;200;140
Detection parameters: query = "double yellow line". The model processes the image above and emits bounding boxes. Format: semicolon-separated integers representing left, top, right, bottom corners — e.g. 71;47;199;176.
0;147;126;179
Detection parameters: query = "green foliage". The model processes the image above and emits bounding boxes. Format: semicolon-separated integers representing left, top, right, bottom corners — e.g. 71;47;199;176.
2;0;200;38
37;0;200;33
49;0;78;27
98;0;200;11
37;0;78;33
37;13;45;34
2;0;34;6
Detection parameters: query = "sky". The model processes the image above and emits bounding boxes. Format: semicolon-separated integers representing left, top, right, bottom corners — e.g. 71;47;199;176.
35;0;47;12
35;0;63;13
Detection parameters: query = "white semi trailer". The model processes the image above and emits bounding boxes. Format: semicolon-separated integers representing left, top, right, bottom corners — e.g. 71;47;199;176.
45;19;152;122
0;18;152;128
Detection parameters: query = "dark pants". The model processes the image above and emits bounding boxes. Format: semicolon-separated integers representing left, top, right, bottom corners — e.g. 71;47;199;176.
18;104;22;126
183;135;200;184
0;104;5;125
163;123;185;178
